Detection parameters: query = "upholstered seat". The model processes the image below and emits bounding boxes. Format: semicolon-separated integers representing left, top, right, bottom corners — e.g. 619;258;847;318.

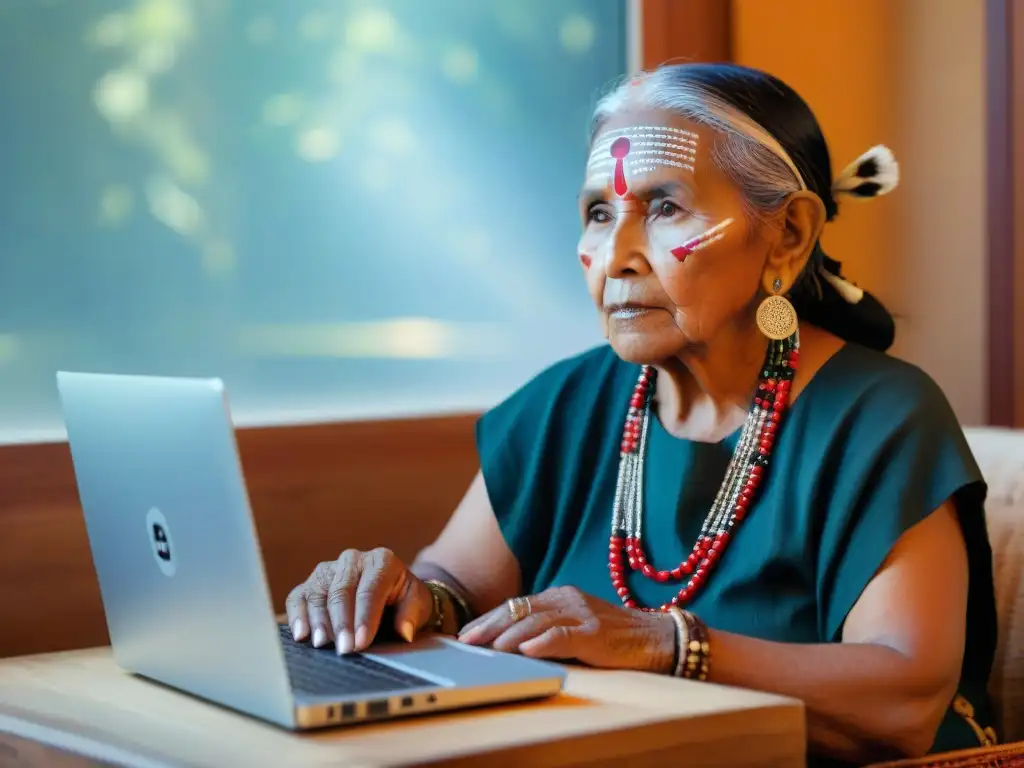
868;428;1024;767
964;427;1024;743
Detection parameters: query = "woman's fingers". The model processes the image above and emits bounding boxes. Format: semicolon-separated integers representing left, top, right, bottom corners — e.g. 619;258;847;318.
305;561;337;647
285;584;310;641
460;593;553;647
351;549;403;651
285;548;426;653
392;575;432;643
490;611;569;653
457;607;506;645
327;550;362;654
519;626;576;659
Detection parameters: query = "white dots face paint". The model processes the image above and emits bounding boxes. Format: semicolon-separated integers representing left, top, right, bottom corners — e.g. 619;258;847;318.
586;125;699;191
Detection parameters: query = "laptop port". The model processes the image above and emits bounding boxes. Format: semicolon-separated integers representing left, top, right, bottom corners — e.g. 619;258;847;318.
400;696;414;708
367;699;389;717
341;703;356;719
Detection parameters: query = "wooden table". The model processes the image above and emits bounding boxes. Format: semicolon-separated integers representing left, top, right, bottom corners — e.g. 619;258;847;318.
0;648;806;767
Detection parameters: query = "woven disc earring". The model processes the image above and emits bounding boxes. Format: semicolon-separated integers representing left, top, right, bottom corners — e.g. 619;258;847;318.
756;276;798;340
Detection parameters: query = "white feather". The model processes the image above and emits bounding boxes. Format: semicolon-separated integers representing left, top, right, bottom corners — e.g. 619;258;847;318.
832;145;900;198
819;267;864;304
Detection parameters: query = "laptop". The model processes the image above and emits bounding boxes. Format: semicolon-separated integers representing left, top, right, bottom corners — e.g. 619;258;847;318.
56;371;566;730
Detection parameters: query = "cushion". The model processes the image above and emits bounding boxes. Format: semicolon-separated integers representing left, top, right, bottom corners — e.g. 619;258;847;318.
866;741;1024;767
964;427;1024;743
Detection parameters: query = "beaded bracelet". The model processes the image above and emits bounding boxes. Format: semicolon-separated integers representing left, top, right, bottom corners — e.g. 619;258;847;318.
680;611;711;681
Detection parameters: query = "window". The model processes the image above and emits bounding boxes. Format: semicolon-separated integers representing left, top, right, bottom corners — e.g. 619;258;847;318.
0;0;628;442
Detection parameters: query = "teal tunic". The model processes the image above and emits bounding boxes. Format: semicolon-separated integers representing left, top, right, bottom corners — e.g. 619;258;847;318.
476;343;997;764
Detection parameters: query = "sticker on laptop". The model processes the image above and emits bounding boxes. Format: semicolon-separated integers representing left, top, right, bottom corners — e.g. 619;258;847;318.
146;507;177;577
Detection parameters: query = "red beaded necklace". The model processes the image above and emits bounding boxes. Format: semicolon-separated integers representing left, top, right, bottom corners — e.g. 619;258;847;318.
608;333;800;612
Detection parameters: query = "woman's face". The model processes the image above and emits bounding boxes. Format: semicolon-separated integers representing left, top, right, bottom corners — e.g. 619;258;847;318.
578;108;776;364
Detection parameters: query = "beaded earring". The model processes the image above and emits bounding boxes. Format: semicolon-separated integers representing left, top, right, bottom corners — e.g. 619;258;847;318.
756;277;798;340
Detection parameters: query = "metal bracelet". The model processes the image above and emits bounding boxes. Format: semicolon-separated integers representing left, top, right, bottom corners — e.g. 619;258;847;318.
422;581;446;633
423;579;474;630
666;606;689;678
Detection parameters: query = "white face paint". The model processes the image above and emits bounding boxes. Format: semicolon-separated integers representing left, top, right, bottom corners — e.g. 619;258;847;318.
671;218;734;262
586;125;699;190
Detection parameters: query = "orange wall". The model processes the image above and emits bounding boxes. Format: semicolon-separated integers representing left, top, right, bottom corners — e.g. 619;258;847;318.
732;0;988;424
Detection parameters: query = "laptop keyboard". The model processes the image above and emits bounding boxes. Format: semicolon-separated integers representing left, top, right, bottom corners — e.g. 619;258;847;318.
278;624;434;696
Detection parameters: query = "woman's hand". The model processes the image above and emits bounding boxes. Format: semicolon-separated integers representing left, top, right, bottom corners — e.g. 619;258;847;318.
285;548;434;655
457;586;676;673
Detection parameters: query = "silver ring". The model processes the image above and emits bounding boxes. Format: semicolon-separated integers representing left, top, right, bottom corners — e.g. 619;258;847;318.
507;596;532;623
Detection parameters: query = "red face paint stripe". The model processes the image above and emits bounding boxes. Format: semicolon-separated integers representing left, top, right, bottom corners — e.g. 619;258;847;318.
670;219;735;263
610;137;631;198
670;244;692;262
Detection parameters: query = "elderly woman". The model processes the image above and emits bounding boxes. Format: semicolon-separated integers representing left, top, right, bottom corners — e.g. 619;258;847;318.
285;63;998;765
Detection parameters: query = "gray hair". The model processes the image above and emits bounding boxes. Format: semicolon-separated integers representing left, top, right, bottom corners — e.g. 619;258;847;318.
590;71;806;223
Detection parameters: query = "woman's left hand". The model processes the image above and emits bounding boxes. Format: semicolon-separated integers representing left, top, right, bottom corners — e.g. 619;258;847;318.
457;586;676;673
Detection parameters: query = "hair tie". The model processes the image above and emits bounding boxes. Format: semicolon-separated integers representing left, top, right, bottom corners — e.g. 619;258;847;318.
798;250;895;352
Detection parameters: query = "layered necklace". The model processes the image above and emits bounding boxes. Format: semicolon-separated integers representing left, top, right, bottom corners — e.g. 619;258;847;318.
608;332;800;611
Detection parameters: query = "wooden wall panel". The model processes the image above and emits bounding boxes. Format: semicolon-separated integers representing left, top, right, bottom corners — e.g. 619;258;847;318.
1013;0;1024;427
986;0;1024;427
734;0;989;424
640;0;731;68
0;416;479;659
988;0;1018;426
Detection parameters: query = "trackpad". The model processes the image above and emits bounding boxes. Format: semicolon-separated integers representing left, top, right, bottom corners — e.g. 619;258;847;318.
367;637;514;686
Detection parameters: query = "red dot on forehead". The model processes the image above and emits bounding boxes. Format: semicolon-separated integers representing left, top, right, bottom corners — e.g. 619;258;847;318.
610;137;631;159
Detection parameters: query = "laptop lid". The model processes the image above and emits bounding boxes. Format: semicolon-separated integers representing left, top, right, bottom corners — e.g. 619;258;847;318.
57;371;296;728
